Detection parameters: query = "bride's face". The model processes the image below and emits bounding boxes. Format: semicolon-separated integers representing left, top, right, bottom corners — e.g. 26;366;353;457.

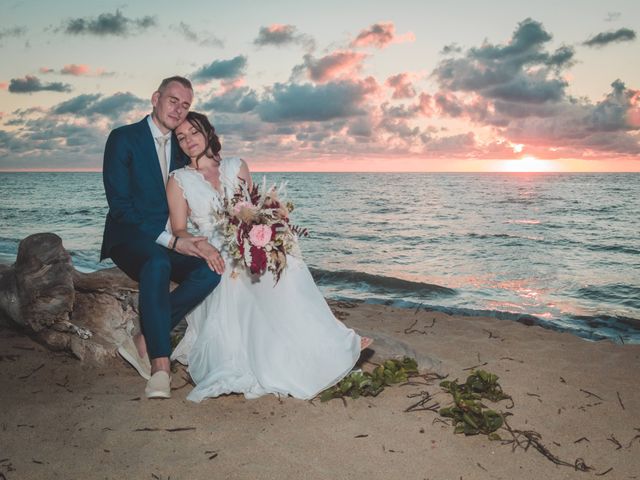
176;120;207;159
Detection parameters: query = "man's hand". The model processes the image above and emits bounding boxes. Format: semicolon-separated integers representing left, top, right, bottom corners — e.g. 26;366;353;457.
196;241;226;274
174;236;208;258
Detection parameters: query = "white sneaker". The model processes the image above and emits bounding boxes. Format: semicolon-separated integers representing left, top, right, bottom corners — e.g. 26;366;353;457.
145;371;171;399
117;342;151;380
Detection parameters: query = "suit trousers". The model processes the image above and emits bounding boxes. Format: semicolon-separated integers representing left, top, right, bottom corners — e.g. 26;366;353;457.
110;239;221;359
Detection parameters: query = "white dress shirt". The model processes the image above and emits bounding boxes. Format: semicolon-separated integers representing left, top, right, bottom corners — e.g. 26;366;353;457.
147;115;174;248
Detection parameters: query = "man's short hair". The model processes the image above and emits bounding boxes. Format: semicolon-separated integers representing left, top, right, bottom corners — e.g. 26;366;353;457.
157;76;193;94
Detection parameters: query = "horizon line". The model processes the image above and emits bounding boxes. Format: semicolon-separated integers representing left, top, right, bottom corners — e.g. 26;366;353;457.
1;169;640;174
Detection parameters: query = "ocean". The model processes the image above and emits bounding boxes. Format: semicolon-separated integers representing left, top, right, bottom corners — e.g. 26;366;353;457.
1;172;639;344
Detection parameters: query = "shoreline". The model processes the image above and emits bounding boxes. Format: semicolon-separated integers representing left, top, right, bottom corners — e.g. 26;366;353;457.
1;302;639;479
1;252;640;345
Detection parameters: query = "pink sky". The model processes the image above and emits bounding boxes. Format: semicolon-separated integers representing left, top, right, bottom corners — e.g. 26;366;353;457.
1;3;639;172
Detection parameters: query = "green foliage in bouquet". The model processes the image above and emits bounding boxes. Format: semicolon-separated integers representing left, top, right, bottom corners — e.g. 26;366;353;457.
438;370;511;439
320;357;419;402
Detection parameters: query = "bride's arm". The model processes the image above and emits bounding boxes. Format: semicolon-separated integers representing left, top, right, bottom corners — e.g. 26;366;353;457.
167;176;190;238
238;159;253;190
167;176;225;273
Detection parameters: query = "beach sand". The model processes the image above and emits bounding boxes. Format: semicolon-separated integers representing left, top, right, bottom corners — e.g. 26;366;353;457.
1;302;638;480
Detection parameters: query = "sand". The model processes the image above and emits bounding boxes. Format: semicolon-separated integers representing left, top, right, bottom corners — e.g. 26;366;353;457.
1;302;638;480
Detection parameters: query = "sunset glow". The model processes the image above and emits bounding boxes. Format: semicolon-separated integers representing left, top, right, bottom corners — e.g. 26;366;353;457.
498;156;560;173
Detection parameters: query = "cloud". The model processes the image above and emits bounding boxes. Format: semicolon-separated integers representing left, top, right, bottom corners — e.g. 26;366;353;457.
0;82;8;90
501;80;640;155
191;56;247;83
583;28;636;48
351;22;415;49
347;117;374;138
253;24;314;49
61;64;91;76
441;43;462;55
299;51;366;83
385;73;417;99
433;19;571;104
605;12;621;22
545;46;576;69
379;117;420;139
62;64;113;77
51;94;102;115
60;10;156;37
381;102;419;119
8;75;72;93
201;86;258;113
430;18;640;157
51;92;146;119
173;22;223;47
256;78;378;122
40;64;114;77
0;92;148;168
424;132;476;153
0;120;106;168
0;26;26;43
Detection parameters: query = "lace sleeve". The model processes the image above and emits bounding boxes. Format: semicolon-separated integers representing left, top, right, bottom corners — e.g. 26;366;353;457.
169;169;190;203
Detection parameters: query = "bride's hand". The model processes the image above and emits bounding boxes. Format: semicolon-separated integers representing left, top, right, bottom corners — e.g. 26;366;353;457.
174;236;208;257
196;241;225;274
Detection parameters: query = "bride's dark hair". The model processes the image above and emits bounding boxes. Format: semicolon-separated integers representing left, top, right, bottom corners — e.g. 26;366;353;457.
183;111;222;167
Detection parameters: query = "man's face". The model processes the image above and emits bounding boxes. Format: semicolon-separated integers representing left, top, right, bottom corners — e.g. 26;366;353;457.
151;81;193;133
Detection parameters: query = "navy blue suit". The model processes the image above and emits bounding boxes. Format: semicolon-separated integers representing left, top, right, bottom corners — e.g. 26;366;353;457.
101;116;221;359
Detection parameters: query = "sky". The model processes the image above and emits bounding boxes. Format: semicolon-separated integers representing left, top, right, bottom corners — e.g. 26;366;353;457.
1;0;639;172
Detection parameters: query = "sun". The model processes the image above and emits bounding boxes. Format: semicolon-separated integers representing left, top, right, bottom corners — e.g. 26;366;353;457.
499;156;557;172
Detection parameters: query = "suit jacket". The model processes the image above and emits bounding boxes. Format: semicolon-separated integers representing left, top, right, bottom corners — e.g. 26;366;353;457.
100;116;189;260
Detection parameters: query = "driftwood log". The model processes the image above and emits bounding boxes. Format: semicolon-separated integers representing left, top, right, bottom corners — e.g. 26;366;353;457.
0;233;140;364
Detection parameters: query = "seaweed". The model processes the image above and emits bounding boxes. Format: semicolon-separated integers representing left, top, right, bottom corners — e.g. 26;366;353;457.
438;370;512;438
319;357;419;402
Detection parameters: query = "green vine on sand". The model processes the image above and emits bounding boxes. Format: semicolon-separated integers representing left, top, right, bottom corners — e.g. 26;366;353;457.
435;370;592;471
438;370;512;439
319;357;419;402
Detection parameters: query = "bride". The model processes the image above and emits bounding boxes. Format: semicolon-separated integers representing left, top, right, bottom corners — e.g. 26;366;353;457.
166;112;371;402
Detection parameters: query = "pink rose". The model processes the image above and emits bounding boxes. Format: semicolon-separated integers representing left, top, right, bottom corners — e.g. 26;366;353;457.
248;224;272;248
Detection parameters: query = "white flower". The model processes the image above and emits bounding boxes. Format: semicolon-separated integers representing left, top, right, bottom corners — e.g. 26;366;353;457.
243;238;253;265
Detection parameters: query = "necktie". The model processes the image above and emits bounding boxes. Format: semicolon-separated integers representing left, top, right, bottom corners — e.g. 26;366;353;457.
156;136;169;186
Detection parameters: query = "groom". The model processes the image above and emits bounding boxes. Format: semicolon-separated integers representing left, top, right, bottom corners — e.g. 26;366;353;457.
101;76;222;399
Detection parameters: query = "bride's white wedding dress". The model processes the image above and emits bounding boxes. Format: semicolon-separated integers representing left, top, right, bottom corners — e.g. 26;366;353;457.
170;157;361;402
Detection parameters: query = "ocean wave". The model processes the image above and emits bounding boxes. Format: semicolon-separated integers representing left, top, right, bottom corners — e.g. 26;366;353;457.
360;298;640;343
573;284;640;310
309;267;457;297
466;232;541;242
585;244;640;256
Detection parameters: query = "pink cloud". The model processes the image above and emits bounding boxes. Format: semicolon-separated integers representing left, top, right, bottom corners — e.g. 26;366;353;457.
39;67;54;74
220;77;246;93
265;24;291;35
351;22;415;49
0;82;8;90
303;51;366;83
628;90;640;127
61;64;91;76
385;73;417;99
417;93;435;116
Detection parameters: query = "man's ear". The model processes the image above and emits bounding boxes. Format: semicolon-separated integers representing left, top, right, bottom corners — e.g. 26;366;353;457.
151;91;160;108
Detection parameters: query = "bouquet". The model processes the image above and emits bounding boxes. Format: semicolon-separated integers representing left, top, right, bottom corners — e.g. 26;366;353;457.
218;178;307;283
